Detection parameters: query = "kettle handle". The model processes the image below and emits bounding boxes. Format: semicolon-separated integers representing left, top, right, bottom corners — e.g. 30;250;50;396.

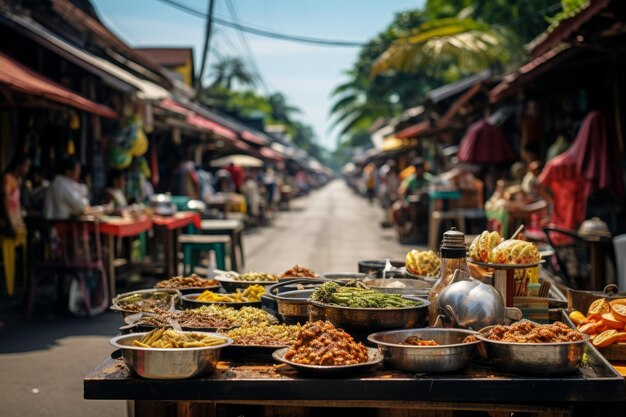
504;307;523;322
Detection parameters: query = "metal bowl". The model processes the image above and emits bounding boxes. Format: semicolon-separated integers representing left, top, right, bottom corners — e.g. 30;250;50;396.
322;272;367;281
274;289;314;324
367;328;479;373
272;347;383;376
180;293;262;310
109;332;232;379
364;278;432;297
154;284;222;295
309;297;429;334
214;274;278;293
475;329;586;374
110;288;181;320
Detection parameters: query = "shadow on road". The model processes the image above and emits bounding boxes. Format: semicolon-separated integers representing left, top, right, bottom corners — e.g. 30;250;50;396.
0;309;120;354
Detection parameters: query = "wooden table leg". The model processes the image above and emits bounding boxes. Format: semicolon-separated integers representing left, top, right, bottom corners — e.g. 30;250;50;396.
237;229;245;270
107;234;116;297
166;229;174;277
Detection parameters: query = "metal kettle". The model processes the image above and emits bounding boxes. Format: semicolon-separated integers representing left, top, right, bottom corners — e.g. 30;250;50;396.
437;270;522;330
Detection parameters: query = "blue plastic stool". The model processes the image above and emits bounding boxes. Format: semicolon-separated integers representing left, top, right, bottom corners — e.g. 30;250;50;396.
179;234;231;275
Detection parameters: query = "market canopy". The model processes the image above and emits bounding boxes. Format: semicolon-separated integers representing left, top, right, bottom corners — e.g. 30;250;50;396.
159;98;238;141
0;52;117;118
209;154;264;168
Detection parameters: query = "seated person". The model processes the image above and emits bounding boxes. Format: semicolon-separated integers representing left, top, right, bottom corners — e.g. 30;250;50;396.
392;158;430;241
104;169;128;213
44;157;91;220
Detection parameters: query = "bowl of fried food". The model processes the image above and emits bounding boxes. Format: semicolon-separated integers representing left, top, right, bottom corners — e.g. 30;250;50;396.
181;284;266;309
109;329;232;379
272;320;383;376
404;250;440;280
475;320;586;375
154;274;221;294
278;265;319;281
367;328;479;373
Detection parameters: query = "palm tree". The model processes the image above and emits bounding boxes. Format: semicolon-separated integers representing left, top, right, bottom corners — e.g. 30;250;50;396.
371;17;511;76
268;92;301;125
209;57;257;90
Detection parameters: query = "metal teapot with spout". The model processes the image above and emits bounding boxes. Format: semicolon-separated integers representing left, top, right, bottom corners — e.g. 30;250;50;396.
437;270;522;330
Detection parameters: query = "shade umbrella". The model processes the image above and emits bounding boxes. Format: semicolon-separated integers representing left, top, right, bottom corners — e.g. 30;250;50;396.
210;154;264;168
457;119;516;164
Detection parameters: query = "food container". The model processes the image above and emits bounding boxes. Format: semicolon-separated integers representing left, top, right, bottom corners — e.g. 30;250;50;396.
180;293;261;310
475;328;586;374
367;328;479;373
110;288;181;320
310;297;429;336
109;332;232;379
262;279;328;323
364;278;432;297
357;259;405;275
322;272;367;281
214;273;278;293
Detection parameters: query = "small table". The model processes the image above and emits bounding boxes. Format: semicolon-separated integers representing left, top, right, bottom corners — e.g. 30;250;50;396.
99;216;153;297
199;219;245;271
152;212;201;278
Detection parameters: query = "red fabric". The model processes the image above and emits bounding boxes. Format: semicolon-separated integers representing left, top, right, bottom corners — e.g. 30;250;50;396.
0;52;117;119
226;165;245;189
457;119;516;164
538;153;587;242
564;111;624;200
99;217;153;237
152;211;201;230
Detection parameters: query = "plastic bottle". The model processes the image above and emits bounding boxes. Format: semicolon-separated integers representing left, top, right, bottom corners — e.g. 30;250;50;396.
428;227;471;326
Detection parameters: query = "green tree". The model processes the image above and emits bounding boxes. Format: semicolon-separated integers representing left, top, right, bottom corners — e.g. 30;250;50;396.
209;56;257;90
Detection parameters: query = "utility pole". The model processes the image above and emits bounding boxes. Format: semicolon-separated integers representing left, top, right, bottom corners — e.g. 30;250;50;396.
196;0;215;96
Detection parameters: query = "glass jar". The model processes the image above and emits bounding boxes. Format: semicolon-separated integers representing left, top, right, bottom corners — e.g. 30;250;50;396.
428;227;470;326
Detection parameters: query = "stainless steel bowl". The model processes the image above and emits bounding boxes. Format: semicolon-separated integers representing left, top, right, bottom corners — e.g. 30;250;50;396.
475;330;586;374
364;278;432;297
214;274;278;293
367;328;479;373
274;289;314;324
180;293;262;310
310;297;429;333
109;332;232;379
110;288;181;320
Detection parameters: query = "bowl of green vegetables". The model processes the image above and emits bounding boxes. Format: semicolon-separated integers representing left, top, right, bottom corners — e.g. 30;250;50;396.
309;281;429;334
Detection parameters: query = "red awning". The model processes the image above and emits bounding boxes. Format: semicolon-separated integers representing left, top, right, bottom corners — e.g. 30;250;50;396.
159;98;238;141
395;121;430;139
259;146;284;162
0;52;116;118
241;130;268;145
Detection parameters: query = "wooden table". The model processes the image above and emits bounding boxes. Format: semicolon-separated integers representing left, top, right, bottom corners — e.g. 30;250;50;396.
85;345;625;417
198;219;245;272
152;212;201;278
98;216;153;297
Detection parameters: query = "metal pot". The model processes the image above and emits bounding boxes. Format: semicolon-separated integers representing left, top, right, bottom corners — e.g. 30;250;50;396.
438;276;521;330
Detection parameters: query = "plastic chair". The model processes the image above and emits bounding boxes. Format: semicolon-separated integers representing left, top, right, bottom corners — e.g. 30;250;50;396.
27;218;109;317
614;234;626;291
543;226;614;290
178;234;231;275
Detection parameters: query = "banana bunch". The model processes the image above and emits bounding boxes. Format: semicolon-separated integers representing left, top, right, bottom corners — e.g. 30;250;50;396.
405;250;441;277
468;231;503;263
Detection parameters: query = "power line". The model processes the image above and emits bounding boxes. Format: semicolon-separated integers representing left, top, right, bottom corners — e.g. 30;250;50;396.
154;0;365;47
223;0;269;93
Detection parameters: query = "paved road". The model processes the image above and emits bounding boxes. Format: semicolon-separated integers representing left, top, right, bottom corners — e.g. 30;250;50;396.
0;180;417;417
244;180;413;273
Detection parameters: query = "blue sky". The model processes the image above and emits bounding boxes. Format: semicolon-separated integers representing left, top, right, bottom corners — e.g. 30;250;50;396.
91;0;423;150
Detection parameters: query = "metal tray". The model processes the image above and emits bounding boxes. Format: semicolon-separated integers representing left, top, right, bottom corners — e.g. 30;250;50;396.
272;347;383;376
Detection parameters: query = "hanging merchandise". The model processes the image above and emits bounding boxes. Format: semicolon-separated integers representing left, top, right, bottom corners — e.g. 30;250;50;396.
109;145;132;170
137;157;151;179
69;111;81;130
130;128;148;157
67;138;75;155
